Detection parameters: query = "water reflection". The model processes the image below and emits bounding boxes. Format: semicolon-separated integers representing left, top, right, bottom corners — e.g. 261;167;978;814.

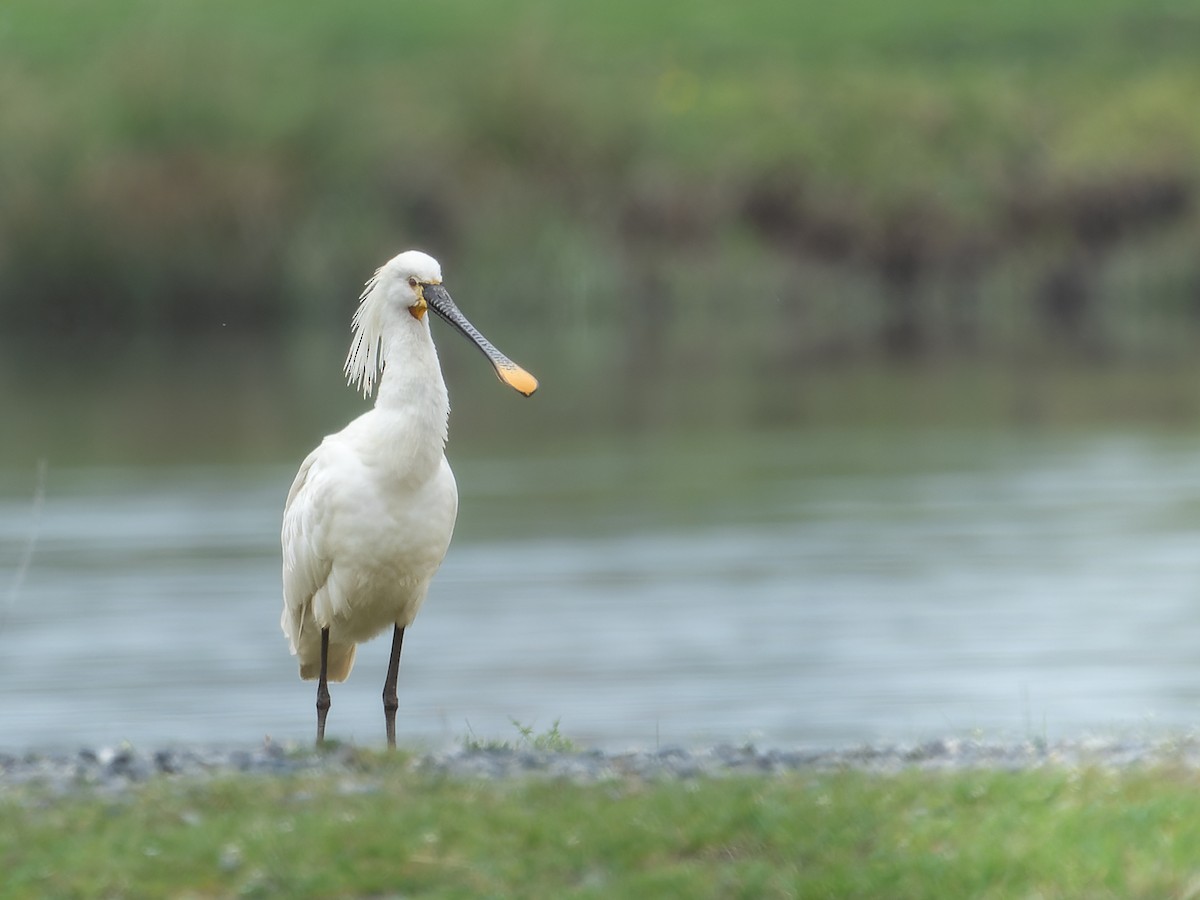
4;429;1200;750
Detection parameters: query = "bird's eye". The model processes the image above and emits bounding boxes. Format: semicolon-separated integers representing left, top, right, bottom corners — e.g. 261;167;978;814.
408;276;419;289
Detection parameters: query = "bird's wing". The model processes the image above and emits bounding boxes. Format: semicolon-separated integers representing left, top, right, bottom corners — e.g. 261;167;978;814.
280;446;333;651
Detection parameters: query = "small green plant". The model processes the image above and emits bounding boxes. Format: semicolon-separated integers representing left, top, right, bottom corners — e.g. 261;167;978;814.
461;720;513;751
462;717;575;752
511;717;575;752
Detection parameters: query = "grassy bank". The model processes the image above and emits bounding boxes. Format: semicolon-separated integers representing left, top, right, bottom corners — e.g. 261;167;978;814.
7;756;1200;897
3;1;1200;363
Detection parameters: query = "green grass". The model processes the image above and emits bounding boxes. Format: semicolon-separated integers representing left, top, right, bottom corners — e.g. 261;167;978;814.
464;718;577;753
4;0;1200;362
7;761;1200;897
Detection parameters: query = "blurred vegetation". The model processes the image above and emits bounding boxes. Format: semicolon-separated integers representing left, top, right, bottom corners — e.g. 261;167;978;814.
3;0;1200;366
11;760;1200;897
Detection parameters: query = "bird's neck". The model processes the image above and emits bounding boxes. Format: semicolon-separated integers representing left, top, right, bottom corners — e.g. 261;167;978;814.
372;326;450;449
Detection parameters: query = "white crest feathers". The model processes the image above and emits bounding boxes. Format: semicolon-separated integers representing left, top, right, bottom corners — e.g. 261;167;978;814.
344;265;388;397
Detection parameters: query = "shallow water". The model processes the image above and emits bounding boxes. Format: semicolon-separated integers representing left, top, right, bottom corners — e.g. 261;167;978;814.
5;426;1200;751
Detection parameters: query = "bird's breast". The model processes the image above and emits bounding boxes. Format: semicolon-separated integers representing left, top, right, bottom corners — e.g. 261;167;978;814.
314;454;458;638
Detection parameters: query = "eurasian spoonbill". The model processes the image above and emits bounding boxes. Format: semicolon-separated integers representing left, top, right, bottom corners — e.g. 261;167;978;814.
281;249;537;746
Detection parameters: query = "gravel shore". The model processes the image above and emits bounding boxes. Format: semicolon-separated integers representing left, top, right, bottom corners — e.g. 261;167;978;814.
5;735;1200;798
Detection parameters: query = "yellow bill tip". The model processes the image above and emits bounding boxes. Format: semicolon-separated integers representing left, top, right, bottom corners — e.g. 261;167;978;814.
497;363;538;397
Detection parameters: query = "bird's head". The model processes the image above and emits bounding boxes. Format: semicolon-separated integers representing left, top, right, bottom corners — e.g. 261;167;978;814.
345;250;538;399
371;250;443;321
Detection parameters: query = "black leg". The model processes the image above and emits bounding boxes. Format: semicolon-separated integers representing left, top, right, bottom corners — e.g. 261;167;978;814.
383;625;405;749
316;627;331;746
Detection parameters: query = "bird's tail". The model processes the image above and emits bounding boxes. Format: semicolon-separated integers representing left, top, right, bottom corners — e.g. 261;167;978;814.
300;643;357;682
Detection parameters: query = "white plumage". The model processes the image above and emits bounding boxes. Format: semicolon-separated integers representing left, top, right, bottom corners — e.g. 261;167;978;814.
280;249;536;745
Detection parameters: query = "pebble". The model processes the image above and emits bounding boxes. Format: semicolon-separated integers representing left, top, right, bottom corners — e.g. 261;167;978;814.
4;735;1200;799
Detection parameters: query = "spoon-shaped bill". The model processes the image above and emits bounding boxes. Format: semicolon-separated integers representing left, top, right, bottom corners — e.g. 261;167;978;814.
423;284;538;396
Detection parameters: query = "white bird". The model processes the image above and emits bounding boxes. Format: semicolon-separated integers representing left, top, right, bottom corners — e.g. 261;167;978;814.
281;249;537;747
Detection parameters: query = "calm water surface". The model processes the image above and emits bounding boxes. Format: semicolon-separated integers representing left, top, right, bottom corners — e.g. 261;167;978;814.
5;427;1200;750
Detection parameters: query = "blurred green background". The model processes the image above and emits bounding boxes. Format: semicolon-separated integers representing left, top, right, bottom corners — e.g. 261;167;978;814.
9;0;1200;754
4;0;1200;452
